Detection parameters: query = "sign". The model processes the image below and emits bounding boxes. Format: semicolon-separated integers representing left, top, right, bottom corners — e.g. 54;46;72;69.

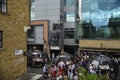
14;50;23;55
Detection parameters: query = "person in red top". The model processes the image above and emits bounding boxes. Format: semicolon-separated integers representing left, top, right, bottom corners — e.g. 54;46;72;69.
58;66;64;80
51;64;56;80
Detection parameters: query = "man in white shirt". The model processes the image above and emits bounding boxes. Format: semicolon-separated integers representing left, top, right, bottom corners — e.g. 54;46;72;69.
58;60;65;68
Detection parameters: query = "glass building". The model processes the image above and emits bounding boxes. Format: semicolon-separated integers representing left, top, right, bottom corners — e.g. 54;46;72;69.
64;0;76;40
80;0;120;39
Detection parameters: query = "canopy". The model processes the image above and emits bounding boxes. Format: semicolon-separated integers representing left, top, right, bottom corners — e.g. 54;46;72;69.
91;54;111;67
94;54;111;62
55;52;73;62
31;50;43;56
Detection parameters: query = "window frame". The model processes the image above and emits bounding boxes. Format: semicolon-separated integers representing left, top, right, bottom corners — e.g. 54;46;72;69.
0;0;7;13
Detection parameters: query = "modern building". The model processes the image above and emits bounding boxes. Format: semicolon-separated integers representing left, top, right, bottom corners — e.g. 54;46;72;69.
78;0;120;56
0;0;30;80
28;0;79;55
64;0;79;55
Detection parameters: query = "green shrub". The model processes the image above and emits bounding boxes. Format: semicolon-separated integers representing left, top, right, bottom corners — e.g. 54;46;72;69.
96;75;109;80
86;73;98;80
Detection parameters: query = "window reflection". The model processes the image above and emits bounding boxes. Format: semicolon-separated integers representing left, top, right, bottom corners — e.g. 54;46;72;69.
66;12;75;22
81;0;120;39
31;0;35;20
117;7;120;17
66;0;74;6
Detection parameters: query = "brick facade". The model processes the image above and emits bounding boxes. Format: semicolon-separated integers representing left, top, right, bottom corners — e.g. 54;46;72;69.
0;0;30;80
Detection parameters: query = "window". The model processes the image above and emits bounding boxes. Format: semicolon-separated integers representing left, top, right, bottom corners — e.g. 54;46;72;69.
65;12;75;22
65;0;74;6
0;0;7;12
64;30;74;39
31;0;35;20
0;31;3;48
27;27;34;38
31;0;35;8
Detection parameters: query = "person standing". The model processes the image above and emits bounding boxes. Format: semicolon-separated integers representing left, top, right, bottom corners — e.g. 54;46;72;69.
33;45;37;51
50;64;57;80
58;66;64;80
42;64;49;79
52;53;55;63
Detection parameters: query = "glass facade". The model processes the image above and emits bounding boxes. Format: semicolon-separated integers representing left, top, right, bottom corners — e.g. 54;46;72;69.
64;0;76;39
66;12;75;22
65;0;75;6
31;0;35;20
81;0;120;39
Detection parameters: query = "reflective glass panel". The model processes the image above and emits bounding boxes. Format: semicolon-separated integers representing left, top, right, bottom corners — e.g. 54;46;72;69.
66;12;75;22
81;0;120;39
66;0;74;6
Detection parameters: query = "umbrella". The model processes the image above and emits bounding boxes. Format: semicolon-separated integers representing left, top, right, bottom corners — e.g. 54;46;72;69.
31;50;43;57
95;54;111;62
91;54;111;68
55;52;73;63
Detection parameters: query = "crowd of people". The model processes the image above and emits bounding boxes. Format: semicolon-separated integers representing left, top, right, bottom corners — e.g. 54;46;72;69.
42;52;120;80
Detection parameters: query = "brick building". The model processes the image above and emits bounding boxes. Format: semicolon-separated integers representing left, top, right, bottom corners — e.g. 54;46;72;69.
0;0;30;80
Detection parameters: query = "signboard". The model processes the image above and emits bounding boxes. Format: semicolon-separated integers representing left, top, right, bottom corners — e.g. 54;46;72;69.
14;50;23;56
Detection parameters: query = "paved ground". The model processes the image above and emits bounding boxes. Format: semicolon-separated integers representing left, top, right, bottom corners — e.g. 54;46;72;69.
16;67;43;80
17;64;52;80
17;73;42;80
